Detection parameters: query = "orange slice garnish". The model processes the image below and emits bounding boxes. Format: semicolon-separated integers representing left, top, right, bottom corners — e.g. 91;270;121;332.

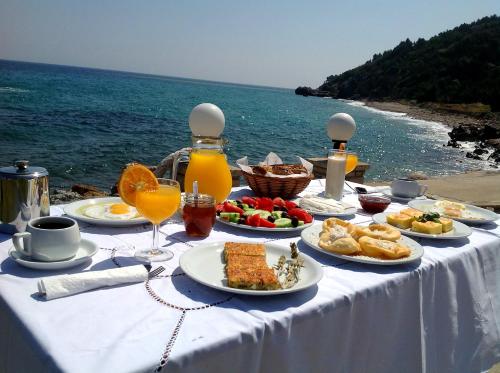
118;163;159;207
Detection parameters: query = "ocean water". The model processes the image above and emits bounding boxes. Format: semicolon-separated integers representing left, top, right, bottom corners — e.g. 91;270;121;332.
0;60;485;190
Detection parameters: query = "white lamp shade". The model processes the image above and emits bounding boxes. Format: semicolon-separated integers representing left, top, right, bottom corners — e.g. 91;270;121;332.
189;103;225;137
326;113;356;141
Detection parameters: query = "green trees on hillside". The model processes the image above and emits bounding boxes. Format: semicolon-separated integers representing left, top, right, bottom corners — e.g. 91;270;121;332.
317;15;500;110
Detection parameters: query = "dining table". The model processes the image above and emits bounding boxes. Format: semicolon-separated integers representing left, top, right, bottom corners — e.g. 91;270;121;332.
0;179;499;373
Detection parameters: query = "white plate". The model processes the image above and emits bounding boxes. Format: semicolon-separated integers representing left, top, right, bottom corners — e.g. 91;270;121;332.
216;216;313;233
8;238;98;270
372;212;472;239
408;200;498;225
381;189;427;203
179;242;323;295
64;197;148;226
301;224;424;265
296;197;357;217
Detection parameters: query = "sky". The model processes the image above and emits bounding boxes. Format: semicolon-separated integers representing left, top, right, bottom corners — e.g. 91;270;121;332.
0;1;499;88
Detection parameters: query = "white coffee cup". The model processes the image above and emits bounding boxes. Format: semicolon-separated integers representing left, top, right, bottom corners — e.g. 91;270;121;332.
391;178;428;198
12;216;80;261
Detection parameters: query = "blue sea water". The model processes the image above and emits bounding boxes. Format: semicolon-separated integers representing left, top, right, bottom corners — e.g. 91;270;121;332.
0;60;484;190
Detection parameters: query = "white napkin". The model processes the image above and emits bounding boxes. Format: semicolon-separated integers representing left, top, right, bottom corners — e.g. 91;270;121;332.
38;265;149;300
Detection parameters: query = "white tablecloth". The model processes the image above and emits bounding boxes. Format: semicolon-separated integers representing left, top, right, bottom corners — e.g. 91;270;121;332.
0;180;499;373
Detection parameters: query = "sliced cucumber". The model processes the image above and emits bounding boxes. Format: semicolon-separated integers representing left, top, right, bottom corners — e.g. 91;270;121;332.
271;211;283;219
274;218;292;228
243;209;256;216
244;209;270;218
219;212;240;223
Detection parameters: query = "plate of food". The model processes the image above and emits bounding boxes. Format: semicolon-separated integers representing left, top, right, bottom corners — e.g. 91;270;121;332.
64;197;148;226
216;196;314;232
372;208;472;239
301;218;423;265
296;194;357;217
408;199;498;225
179;241;323;295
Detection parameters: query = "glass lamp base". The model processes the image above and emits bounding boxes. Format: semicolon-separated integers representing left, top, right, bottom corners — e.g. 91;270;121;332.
135;248;174;262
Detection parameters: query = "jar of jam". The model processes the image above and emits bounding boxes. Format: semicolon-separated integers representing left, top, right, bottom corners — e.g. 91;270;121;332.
182;193;216;237
358;195;391;214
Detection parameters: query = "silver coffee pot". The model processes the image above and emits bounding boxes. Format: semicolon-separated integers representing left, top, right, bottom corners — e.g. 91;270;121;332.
0;160;50;234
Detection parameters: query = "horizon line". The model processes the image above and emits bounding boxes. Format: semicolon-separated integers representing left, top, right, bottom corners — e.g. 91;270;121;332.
0;58;294;91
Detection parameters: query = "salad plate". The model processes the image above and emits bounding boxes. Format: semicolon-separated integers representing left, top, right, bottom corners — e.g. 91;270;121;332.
179;241;323;295
408;199;498;225
64;197;148;227
301;224;424;265
372;212;472;239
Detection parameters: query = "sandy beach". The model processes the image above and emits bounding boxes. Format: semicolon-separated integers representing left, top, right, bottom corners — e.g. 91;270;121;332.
362;100;493;128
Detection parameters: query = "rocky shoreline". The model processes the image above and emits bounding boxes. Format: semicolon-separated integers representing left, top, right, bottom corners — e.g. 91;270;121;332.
362;100;500;165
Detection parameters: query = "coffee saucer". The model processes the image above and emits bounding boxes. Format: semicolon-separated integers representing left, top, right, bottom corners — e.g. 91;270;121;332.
8;239;98;270
381;189;427;203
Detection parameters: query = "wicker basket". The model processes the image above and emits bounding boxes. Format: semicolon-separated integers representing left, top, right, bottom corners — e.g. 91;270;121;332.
242;170;313;199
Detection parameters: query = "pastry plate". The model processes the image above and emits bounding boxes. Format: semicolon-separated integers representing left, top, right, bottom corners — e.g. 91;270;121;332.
301;224;424;265
8;239;98;270
216;216;313;232
408;200;498;225
64;197;148;226
372;212;472;239
179;242;323;295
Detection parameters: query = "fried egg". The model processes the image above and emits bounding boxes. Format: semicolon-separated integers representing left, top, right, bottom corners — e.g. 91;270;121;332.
83;203;139;220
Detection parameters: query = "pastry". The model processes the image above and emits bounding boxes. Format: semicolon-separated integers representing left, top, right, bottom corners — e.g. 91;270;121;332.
322;217;357;237
411;220;442;234
400;208;423;219
318;233;361;255
386;213;413;229
438;217;453;233
224;242;266;261
226;267;280;290
224;242;280;290
357;224;401;242
358;236;411;259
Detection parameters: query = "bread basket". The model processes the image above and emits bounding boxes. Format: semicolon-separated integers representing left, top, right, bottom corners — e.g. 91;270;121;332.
242;168;313;199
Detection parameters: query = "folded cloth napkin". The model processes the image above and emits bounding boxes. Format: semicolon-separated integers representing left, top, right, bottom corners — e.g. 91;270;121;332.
38;265;149;300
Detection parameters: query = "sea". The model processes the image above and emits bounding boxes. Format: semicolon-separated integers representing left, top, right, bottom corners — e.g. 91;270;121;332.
0;59;487;190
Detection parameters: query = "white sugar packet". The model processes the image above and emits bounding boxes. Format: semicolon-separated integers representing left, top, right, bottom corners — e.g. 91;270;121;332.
38;265;148;300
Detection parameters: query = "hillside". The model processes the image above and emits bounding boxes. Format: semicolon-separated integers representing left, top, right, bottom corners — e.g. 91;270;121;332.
297;15;500;110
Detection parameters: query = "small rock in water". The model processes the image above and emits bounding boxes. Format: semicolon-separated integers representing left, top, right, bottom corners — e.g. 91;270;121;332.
473;148;487;156
50;189;83;204
407;172;429;180
71;184;109;198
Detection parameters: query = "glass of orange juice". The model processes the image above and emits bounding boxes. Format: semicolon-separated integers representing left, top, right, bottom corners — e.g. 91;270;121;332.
345;152;358;175
135;178;181;261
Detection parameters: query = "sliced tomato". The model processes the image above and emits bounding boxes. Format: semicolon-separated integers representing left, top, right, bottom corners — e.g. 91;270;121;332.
285;200;298;210
223;202;244;214
256;197;274;212
272;197;286;208
216;203;224;213
288;208;313;223
246;213;261;227
258;218;276;228
241;196;257;207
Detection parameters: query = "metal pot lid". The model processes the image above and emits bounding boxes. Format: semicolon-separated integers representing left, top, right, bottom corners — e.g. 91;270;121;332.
0;160;49;179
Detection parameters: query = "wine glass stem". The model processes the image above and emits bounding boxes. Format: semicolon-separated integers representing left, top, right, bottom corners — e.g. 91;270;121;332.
152;224;160;254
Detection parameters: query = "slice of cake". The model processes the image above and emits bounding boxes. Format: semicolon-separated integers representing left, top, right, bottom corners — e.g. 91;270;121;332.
223;242;266;261
411;220;442;234
226;267;280;290
226;255;268;270
386;213;413;229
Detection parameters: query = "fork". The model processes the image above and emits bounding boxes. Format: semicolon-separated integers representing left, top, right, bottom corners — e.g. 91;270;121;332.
148;266;166;279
